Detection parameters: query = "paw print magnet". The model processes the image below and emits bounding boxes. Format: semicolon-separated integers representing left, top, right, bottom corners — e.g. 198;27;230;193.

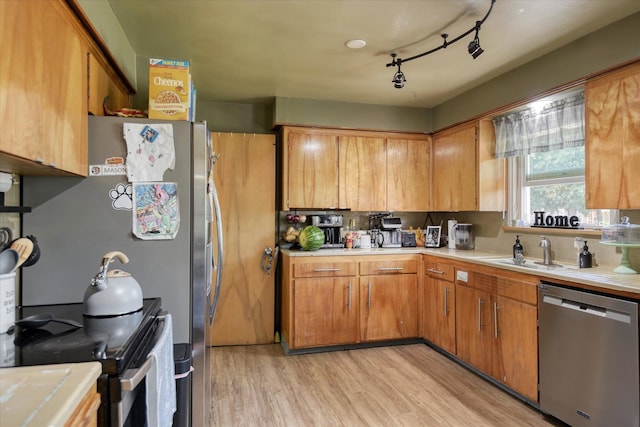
109;183;133;210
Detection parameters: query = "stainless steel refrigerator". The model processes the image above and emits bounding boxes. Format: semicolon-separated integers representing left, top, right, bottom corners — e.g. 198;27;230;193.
21;116;222;427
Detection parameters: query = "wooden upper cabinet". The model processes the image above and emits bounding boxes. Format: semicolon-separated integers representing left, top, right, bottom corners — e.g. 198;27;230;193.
284;128;339;209
586;61;640;209
0;0;87;176
431;120;504;212
281;126;430;211
339;136;387;211
386;137;431;212
432;122;477;211
88;52;131;116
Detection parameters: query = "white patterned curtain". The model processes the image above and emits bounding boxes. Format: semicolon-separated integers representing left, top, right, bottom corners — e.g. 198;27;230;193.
493;92;584;158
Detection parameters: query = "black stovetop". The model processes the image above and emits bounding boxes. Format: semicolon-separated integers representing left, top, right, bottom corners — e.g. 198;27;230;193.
2;298;161;375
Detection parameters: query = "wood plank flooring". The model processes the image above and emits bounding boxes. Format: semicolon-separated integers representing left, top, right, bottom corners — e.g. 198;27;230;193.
210;343;564;426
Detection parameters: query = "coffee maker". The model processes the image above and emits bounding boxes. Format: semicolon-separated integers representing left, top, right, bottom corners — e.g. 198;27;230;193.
310;214;344;248
369;214;403;248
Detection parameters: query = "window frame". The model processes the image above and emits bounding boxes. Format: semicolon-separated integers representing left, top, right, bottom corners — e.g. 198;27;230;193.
508;151;617;229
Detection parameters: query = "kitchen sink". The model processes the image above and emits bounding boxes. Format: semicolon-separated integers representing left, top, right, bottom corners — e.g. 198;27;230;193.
483;257;578;271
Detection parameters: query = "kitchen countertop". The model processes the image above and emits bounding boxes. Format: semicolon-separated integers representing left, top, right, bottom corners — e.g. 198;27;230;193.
0;362;101;427
282;247;640;297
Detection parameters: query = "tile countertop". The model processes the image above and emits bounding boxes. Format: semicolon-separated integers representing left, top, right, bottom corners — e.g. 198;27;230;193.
281;247;640;297
0;362;101;427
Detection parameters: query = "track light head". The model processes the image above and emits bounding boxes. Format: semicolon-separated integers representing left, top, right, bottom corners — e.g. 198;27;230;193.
392;70;406;89
468;37;484;59
389;53;406;89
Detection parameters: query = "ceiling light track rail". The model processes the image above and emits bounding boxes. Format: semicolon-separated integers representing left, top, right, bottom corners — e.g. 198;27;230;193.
387;0;496;88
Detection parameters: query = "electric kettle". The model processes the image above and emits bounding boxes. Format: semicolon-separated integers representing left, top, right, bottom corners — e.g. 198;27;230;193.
83;251;143;317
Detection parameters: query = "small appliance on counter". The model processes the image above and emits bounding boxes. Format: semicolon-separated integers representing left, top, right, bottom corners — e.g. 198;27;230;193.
380;216;402;248
310;214;344;248
452;223;475;250
402;232;417;247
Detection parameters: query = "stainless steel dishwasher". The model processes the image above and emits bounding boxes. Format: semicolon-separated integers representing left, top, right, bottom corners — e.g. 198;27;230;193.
539;282;639;427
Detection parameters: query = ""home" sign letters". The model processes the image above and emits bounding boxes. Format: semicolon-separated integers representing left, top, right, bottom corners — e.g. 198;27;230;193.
533;211;580;228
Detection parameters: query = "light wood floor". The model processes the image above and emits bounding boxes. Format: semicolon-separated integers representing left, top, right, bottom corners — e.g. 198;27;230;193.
210;343;564;426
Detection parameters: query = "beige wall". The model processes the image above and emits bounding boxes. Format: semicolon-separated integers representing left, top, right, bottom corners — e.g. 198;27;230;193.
432;11;640;131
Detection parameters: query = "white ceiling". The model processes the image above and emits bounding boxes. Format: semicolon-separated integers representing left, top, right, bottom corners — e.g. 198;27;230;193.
107;0;640;108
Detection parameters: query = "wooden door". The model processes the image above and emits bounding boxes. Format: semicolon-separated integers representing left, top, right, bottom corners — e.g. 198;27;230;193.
293;277;358;348
208;132;276;345
432;123;477;211
423;277;456;354
455;284;491;374
586;62;640;209
339;135;387;211
360;274;419;342
286;129;339;209
386;138;431;211
492;295;538;401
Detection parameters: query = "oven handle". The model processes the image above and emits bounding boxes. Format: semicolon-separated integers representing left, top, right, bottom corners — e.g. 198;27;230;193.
120;313;167;392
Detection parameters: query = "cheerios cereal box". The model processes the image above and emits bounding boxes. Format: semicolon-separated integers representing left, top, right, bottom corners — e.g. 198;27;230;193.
148;58;191;120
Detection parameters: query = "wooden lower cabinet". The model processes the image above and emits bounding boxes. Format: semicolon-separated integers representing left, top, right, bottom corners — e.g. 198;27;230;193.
65;388;100;427
455;283;493;373
282;254;419;350
423;257;456;354
455;266;539;402
492;295;538;401
293;277;358;348
360;274;419;342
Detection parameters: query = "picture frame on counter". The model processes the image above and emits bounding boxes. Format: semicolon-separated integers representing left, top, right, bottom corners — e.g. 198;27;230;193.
426;226;441;248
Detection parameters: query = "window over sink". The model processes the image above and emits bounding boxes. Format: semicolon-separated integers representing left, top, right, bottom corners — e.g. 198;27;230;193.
493;88;617;229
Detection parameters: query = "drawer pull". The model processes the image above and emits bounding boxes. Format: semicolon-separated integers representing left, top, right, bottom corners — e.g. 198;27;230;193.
444;286;449;316
313;267;341;272
427;268;445;275
377;266;403;271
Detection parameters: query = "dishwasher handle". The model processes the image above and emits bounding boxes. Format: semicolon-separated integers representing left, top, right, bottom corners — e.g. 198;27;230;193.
542;294;631;323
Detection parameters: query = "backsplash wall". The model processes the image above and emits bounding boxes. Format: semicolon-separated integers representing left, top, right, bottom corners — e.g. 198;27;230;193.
277;209;640;270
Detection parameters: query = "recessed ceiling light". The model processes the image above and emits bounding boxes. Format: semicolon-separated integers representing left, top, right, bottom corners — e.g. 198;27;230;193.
345;39;366;49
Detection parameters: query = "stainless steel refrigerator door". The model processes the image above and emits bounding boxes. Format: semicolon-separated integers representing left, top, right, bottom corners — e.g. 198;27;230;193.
190;121;213;427
22;117;193;343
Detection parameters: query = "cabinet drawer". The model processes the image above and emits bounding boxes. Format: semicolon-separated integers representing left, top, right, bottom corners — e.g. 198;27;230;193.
495;276;537;305
294;261;357;277
360;259;417;275
423;259;454;281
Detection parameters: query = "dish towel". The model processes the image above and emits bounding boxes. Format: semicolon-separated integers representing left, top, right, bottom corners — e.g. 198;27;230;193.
146;313;176;427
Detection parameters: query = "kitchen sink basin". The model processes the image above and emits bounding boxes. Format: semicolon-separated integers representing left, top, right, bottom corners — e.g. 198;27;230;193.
483;257;577;271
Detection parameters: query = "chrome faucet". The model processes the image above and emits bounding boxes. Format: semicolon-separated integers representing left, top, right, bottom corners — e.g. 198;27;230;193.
539;236;552;265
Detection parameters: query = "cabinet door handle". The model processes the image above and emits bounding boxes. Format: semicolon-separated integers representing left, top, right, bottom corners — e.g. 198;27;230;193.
444;286;449;316
313;267;341;272
427;268;445;275
378;267;403;271
494;302;499;338
347;282;352;310
367;281;372;308
478;298;485;331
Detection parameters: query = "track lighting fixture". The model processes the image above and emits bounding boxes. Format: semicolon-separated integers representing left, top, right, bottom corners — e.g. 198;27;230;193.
390;54;406;89
386;0;496;88
468;21;484;59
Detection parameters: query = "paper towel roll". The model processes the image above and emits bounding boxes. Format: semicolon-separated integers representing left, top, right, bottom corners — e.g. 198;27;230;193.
448;220;457;249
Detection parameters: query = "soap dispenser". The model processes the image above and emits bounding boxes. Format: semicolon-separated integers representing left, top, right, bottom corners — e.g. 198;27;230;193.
513;235;524;258
579;241;593;268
